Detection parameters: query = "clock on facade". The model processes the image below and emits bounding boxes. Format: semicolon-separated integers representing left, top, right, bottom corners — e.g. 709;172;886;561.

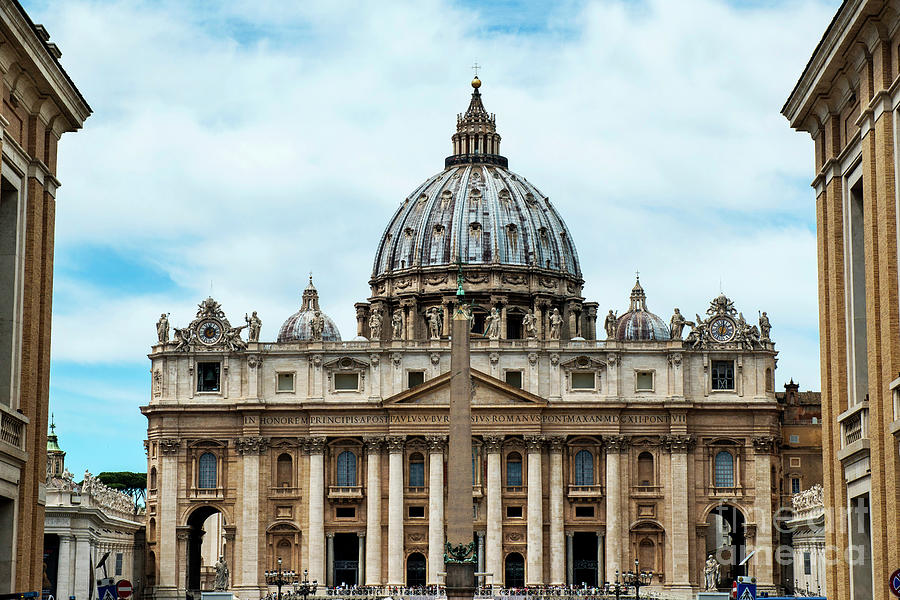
197;319;223;345
709;317;736;343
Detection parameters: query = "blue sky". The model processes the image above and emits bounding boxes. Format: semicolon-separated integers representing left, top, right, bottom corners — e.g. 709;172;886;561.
21;0;840;477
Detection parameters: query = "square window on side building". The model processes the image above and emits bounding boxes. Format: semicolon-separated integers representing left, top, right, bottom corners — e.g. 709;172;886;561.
711;360;735;390
506;505;523;518
789;434;800;444
407;370;425;389
636;371;653;391
277;372;295;392
505;370;523;388
408;506;425;518
574;505;594;518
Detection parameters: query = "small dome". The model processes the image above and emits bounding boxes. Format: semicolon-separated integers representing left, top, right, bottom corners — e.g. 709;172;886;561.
277;277;342;342
615;277;670;341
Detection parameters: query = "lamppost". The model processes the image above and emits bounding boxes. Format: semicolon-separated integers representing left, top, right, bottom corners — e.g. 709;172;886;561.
265;557;299;600
621;559;643;599
610;569;622;600
296;569;318;600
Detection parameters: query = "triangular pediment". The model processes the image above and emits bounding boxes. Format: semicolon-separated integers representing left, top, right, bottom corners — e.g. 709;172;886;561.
384;369;546;407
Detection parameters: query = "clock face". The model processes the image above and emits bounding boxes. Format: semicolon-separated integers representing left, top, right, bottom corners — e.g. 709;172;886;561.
709;317;736;343
197;319;223;345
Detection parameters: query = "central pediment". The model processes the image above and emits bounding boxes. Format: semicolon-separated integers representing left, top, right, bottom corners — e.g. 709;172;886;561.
384;369;546;407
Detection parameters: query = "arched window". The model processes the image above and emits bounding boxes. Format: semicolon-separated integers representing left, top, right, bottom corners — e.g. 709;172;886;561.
637;452;654;486
714;451;734;487
148;517;156;540
149;467;157;491
506;452;522;487
198;452;217;489
337;451;357;487
277;453;292;487
574;450;594;486
409;452;425;488
504;552;525;588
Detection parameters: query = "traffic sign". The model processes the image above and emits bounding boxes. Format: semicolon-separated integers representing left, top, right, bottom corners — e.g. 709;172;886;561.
116;580;133;599
889;568;900;598
736;575;756;600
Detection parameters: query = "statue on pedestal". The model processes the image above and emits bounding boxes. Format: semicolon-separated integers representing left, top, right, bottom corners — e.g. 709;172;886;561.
427;307;443;340
245;311;262;342
310;311;325;341
604;310;617;339
485;307;501;340
369;308;383;340
523;309;537;339
214;556;229;591
759;311;771;341
549;308;563;341
670;308;686;339
391;309;403;340
704;554;718;590
156;313;169;344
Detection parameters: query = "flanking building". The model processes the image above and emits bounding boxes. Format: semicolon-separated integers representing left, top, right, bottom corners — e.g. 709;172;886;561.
783;2;900;599
144;79;787;600
0;1;90;595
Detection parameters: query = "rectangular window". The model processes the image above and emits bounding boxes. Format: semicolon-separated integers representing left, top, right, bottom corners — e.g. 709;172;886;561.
334;373;359;391
115;553;123;576
505;370;523;388
636;371;653;391
574;505;594;518
803;551;811;575
789;434;800;444
790;457;801;468
506;505;523;518
277;372;295;392
408;505;425;518
571;372;595;389
197;362;220;392
335;507;355;519
407;370;425;389
0;179;19;408
791;477;801;494
711;360;734;390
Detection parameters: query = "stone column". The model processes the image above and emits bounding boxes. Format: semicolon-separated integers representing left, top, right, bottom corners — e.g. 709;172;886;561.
752;436;776;589
157;439;180;595
364;437;384;586
326;533;334;587
548;437;565;585
401;299;417;341
358;534;366;585
604;436;628;576
525;435;544;585
387;435;406;585
307;437;327;586
566;532;574;586
73;535;91;600
477;532;485;575
427;435;447;585
663;435;695;590
483;436;503;589
236;436;267;596
355;303;370;338
56;535;73;600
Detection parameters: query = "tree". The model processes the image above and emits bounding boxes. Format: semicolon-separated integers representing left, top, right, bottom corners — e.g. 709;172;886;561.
96;471;147;509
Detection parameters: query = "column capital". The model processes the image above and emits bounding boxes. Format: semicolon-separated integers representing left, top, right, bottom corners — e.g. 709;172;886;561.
604;435;630;453
326;531;335;539
524;435;544;452
358;532;366;539
751;435;778;454
661;434;696;454
235;436;269;455
159;438;181;454
385;435;406;453
547;436;566;452
482;435;504;453
565;531;574;539
363;435;385;452
306;436;327;455
425;435;447;452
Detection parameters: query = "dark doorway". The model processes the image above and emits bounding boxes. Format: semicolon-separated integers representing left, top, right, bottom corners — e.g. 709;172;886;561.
186;506;223;593
42;533;59;599
406;552;426;587
504;552;525;588
572;532;598;586
705;504;746;589
471;310;487;335
333;533;358;586
506;312;523;339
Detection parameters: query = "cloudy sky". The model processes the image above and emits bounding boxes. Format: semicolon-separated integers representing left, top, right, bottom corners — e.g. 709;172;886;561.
23;0;839;477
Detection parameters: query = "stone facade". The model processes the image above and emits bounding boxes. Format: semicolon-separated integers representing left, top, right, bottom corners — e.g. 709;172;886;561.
787;485;825;597
145;79;788;600
0;2;90;595
783;2;900;599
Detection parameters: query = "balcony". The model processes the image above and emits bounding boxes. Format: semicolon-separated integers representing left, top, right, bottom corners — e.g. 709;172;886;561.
567;484;604;499
270;486;302;498
405;486;428;498
504;485;526;496
708;486;742;498
190;487;225;501
328;485;364;502
631;485;662;498
837;401;870;464
0;405;27;458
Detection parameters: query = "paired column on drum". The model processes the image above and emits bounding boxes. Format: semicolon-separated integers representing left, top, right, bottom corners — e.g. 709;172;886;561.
483;435;503;589
525;435;544;585
427;435;446;585
364;436;383;586
386;436;406;585
307;437;327;585
548;437;565;585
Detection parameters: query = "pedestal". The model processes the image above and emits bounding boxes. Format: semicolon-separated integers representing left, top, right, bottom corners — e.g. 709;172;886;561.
201;592;234;600
445;563;475;600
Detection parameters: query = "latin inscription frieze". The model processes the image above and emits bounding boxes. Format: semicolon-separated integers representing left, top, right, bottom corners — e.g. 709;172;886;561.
244;412;685;427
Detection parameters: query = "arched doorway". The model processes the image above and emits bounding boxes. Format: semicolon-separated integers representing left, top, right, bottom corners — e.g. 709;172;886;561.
705;504;746;589
504;552;525;589
186;506;225;594
406;553;426;587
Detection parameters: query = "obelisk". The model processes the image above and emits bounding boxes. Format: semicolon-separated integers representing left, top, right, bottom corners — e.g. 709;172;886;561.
444;268;475;600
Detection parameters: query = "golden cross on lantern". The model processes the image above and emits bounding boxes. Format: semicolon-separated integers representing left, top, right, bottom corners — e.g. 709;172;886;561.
472;61;481;78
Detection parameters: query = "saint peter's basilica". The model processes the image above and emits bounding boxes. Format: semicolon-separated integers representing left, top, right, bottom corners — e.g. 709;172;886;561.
142;78;787;600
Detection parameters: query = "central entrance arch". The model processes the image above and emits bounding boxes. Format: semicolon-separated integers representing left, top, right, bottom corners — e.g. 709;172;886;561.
705;504;746;589
186;506;225;594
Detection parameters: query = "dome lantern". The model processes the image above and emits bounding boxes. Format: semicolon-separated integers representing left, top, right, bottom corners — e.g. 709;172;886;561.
446;77;507;168
277;276;342;342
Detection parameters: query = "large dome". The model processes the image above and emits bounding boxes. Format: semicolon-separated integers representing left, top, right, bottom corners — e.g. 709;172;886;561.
371;79;580;280
278;278;341;342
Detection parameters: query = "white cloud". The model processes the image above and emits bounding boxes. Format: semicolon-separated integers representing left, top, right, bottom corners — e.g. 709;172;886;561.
30;0;836;395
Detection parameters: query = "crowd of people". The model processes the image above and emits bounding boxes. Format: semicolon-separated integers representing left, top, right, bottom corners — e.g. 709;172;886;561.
257;583;667;600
